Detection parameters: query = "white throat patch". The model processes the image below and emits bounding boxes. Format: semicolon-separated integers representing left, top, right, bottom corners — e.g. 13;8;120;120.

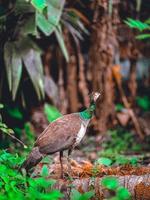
75;120;90;146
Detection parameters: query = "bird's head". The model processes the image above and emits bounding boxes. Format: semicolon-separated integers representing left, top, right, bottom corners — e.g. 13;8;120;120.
79;92;100;120
90;92;101;103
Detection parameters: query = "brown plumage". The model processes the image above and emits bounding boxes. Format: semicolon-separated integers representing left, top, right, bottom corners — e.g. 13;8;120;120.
20;92;100;178
35;114;81;154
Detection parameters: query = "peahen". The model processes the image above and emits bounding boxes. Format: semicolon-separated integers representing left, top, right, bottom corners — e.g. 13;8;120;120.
20;92;100;177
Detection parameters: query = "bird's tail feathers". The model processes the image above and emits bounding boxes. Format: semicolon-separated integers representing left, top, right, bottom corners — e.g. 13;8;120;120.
19;147;43;173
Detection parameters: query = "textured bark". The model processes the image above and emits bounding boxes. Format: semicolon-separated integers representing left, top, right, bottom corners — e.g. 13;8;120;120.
57;49;68;114
36;161;150;200
33;158;150;199
88;1;119;132
78;48;89;108
61;175;150;200
65;30;79;112
128;59;137;104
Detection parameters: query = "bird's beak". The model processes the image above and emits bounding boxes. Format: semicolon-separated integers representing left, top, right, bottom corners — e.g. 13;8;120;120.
93;92;101;102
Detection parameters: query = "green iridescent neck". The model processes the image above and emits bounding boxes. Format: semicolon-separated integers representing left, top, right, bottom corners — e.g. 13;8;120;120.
79;103;96;120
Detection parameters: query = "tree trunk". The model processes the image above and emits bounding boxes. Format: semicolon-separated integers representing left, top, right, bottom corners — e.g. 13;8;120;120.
88;1;119;132
65;30;79;113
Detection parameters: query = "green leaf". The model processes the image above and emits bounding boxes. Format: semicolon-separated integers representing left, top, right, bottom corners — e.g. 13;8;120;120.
36;0;65;36
15;0;34;14
145;18;150;24
41;165;49;177
31;0;47;13
44;76;59;105
21;14;37;36
136;96;150;111
80;191;95;200
55;26;69;62
24;122;35;141
4;42;22;99
115;104;124;112
71;189;81;200
116;187;131;200
22;49;44;100
44;103;62;122
102;177;119;190
6;107;23;120
12;47;22;100
129;157;138;166
71;190;94;200
36;11;55;36
125;18;149;31
4;42;13;91
136;34;150;40
96;157;112;166
47;0;65;26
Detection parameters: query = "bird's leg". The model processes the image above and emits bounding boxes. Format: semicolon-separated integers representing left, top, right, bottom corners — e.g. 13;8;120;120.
59;151;64;179
67;149;72;176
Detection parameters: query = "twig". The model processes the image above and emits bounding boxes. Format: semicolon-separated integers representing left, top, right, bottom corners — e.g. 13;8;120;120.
8;133;27;149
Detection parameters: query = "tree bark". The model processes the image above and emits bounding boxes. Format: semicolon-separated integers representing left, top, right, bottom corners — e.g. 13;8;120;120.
88;1;119;132
65;30;79;113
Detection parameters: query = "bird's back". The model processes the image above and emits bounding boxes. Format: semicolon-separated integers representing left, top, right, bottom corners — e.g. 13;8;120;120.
35;113;82;154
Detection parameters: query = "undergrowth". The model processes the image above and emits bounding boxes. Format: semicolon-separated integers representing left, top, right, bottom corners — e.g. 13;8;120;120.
98;129;142;166
0;151;63;200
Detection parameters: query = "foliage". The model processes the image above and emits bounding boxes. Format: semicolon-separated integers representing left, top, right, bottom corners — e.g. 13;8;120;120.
102;177;131;200
5;106;23;120
125;18;150;40
115;104;124;112
44;103;62;122
102;130;141;154
99;130;141;166
0;150;63;200
70;189;94;200
95;157;112;166
23;122;35;148
0;104;15;139
136;96;150;111
0;0;87;102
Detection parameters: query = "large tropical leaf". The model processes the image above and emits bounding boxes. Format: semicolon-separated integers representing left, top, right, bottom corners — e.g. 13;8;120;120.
20;14;37;36
31;0;47;13
136;33;150;40
55;25;69;62
125;18;149;31
15;0;34;14
11;47;22;100
5;37;44;101
36;11;54;36
36;0;65;36
4;42;22;100
4;42;13;91
22;49;44;100
44;75;59;105
47;0;65;25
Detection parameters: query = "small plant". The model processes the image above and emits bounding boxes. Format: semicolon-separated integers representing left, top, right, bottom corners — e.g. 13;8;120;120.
95;157;112;167
44;103;62;122
70;189;94;200
0;151;63;200
0;104;27;149
99;129;141;166
0;104;14;136
102;177;131;200
92;157;112;177
136;96;150;111
125;18;150;40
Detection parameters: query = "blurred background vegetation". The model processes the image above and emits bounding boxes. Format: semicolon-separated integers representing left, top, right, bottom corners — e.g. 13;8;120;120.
0;0;150;199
